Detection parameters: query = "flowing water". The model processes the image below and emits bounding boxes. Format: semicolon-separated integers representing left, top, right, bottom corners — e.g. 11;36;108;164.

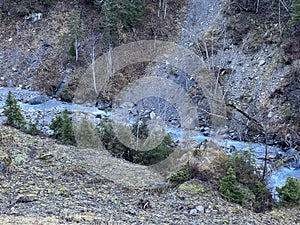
0;87;299;198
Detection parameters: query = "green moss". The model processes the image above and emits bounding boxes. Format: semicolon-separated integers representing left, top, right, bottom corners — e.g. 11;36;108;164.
178;183;205;195
281;103;292;121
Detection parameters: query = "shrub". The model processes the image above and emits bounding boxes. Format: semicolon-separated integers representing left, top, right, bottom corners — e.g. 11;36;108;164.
168;164;191;186
50;110;76;145
3;91;26;130
99;118;173;165
75;118;99;148
25;119;41;135
66;10;83;61
61;87;73;102
219;166;248;206
276;177;300;206
67;44;76;61
178;183;205;195
216;150;274;211
42;0;51;6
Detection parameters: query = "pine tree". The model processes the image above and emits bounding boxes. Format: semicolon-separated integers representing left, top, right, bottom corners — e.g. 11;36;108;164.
75;118;99;148
50;110;76;145
67;10;84;61
26;119;41;135
100;0;145;45
3;91;26;129
290;0;300;24
219;166;247;206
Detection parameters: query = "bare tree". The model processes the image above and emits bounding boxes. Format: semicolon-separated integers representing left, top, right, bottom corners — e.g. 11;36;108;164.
67;10;84;62
88;21;101;93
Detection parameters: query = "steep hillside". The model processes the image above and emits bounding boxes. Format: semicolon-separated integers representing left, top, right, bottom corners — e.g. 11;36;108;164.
1;125;300;224
1;0;299;146
1;1;300;223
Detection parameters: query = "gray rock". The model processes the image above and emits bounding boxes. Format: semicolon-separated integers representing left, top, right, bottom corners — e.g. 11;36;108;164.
196;205;204;213
6;80;14;87
130;108;138;116
150;111;156;119
97;100;111;110
150;182;168;191
259;60;266;66
26;13;43;22
267;112;273;118
66;67;73;73
189;208;198;215
285;149;300;169
120;102;134;109
203;127;210;136
27;95;49;105
0;160;4;172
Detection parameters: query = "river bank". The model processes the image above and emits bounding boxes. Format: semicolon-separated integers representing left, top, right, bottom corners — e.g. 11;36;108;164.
0;87;299;199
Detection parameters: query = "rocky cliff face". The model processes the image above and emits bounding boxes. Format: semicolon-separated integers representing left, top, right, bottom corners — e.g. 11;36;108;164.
0;0;299;147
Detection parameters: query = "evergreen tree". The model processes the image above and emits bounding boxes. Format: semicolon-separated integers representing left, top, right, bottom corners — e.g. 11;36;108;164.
75;118;99;148
100;0;145;44
3;91;26;129
26;119;41;135
67;10;84;61
276;177;300;206
219;166;247;206
290;0;300;24
50;110;76;145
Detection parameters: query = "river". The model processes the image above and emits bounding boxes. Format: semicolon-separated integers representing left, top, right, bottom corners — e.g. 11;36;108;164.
0;87;299;199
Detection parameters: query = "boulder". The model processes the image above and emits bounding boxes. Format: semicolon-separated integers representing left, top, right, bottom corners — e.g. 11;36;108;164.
189;141;227;181
285;148;300;169
27;94;49;105
97;100;111;110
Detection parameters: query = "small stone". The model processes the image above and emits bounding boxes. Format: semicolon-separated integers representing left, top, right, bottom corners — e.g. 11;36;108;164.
130;108;138;116
259;60;266;66
267;112;273;118
189;208;197;215
38;153;54;160
0;160;4;172
203;127;210;136
150;111;156;119
16;26;22;32
196;205;204;213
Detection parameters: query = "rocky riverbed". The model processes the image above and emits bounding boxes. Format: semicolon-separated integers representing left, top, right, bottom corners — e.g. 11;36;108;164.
0;87;299;198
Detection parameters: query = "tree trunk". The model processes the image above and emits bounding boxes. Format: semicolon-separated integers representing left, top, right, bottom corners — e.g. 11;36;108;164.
75;38;78;62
